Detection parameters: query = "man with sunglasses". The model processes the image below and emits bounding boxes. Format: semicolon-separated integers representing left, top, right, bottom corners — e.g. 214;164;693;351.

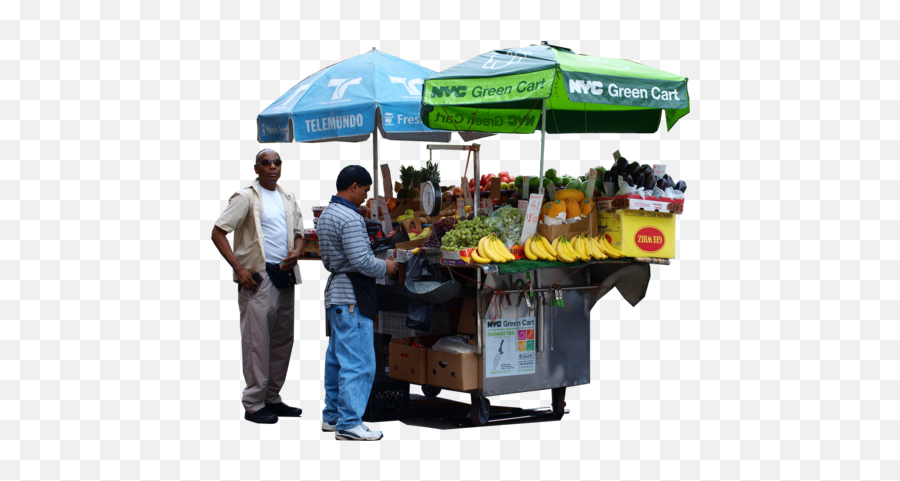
211;148;305;424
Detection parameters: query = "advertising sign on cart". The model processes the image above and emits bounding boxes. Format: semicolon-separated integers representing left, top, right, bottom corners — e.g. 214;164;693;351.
485;317;537;378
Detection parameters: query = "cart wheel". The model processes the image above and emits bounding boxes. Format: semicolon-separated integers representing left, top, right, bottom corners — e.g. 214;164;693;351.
470;395;491;427
551;387;567;420
421;385;442;398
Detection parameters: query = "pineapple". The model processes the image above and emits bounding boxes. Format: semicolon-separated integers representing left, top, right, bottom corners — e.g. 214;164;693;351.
409;169;422;199
398;165;415;199
421;160;441;190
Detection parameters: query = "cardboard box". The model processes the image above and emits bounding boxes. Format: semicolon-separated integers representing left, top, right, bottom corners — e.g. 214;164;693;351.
388;337;429;384
536;211;598;242
617;209;676;259
427;338;479;392
597;209;622;249
596;195;684;214
457;298;477;335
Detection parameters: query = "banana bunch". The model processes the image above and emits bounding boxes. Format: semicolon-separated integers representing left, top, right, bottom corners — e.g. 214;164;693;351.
524;234;557;261
550;235;581;263
593;234;627;258
471;234;516;264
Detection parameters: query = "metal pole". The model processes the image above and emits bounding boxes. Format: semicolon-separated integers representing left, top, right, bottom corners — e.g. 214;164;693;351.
538;99;547;197
372;125;379;219
473;146;480;217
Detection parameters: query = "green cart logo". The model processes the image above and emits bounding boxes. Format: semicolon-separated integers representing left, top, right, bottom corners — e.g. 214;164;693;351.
431;85;467;98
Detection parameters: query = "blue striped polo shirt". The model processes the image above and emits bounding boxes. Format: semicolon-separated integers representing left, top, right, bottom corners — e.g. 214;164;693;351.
318;197;387;308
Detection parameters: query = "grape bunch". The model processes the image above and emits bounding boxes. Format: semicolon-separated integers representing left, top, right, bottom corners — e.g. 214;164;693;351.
440;216;494;251
423;217;458;247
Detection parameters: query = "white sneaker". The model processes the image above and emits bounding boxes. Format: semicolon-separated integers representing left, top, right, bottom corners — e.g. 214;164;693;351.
321;421;337;432
335;424;383;441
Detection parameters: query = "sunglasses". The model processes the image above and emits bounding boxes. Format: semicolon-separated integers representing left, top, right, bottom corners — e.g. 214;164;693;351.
257;158;282;167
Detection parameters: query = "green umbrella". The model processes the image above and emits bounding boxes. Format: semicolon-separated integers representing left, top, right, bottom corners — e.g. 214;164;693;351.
421;42;690;194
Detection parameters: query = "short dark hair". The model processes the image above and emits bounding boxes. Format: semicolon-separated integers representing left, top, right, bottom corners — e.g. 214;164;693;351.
256;148;279;163
336;165;372;191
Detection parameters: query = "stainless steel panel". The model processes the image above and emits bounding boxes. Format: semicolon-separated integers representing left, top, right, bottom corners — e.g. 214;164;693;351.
482;268;592;396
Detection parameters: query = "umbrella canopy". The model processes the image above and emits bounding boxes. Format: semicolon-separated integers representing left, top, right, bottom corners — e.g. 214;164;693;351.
258;49;452;143
421;42;690;135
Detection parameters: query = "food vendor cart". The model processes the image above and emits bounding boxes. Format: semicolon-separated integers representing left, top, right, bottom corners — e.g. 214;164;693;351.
257;42;690;427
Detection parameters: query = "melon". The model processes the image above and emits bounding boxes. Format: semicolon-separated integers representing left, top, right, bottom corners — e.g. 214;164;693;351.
580;198;594;216
547;200;567;218
565;199;581;219
554;189;585;202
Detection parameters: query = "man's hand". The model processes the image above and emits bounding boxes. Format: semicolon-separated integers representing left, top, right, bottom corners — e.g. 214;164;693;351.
279;248;302;271
385;259;399;276
236;267;259;291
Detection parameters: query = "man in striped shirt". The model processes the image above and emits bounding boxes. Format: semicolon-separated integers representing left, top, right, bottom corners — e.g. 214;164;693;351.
317;165;398;441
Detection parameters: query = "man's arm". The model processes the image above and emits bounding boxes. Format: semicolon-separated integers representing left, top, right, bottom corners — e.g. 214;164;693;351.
211;226;258;290
342;220;396;277
279;234;305;270
212;194;258;290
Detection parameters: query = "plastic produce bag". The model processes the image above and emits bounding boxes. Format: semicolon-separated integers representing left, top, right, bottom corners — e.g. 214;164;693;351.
404;254;460;331
432;335;477;354
485;206;524;248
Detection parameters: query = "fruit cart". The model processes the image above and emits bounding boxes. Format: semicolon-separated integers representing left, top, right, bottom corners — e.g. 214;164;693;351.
381;144;663;426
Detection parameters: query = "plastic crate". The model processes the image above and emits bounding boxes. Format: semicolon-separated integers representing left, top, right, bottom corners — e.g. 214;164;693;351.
362;374;410;423
377;311;450;339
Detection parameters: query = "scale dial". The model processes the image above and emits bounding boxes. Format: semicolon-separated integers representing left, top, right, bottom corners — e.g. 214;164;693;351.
421;182;441;217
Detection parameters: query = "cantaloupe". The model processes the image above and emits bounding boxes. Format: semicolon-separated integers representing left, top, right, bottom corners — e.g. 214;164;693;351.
547;200;567;218
565;199;581;219
554;189;585;202
580;198;594;216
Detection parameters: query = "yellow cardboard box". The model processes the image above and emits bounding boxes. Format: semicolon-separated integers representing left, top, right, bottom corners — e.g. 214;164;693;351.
597;209;622;248
617;209;676;258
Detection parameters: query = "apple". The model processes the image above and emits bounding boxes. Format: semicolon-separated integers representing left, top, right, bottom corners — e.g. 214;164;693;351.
499;171;510;179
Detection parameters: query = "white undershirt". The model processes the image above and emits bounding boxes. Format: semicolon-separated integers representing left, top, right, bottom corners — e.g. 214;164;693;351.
259;186;288;264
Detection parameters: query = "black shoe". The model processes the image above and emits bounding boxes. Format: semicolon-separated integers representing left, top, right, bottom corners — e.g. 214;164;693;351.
265;402;303;417
244;407;278;424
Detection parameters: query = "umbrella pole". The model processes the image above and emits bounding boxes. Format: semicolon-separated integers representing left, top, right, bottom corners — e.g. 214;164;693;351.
538;99;547;197
372;125;379;219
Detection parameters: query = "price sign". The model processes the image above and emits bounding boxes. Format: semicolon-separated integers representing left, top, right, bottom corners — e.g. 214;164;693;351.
518;200;528;215
584;169;598;199
380;164;393;199
378;196;392;235
520;193;544;244
480;197;493;217
457;198;465;219
545;181;556;200
653;164;666;176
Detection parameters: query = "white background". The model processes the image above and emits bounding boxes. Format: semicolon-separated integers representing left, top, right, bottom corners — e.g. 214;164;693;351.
2;1;896;480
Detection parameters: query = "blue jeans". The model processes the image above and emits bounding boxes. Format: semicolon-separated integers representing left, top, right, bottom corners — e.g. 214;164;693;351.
323;305;376;430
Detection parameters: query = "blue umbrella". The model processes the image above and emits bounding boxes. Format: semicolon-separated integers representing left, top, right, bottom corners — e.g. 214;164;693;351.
259;48;454;144
258;48;489;207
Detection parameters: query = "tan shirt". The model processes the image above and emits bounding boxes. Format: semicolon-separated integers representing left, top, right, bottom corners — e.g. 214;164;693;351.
215;179;303;284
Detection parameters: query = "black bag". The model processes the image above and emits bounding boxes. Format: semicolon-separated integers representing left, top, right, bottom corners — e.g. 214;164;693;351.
265;263;296;289
403;254;459;331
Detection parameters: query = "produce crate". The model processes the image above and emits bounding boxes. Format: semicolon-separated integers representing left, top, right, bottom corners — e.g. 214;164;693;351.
377;311;450;339
362;374;410;423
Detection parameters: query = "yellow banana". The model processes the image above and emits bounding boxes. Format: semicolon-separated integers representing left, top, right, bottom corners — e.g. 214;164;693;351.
524;238;539;261
601;235;625;258
480;235;506;263
594;235;615;257
590;238;608;259
568;236;587;262
555;239;576;263
471;247;491;264
493;235;516;262
575;235;591;261
539;234;556;257
603;236;626;257
530;235;550;260
552;236;561;254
